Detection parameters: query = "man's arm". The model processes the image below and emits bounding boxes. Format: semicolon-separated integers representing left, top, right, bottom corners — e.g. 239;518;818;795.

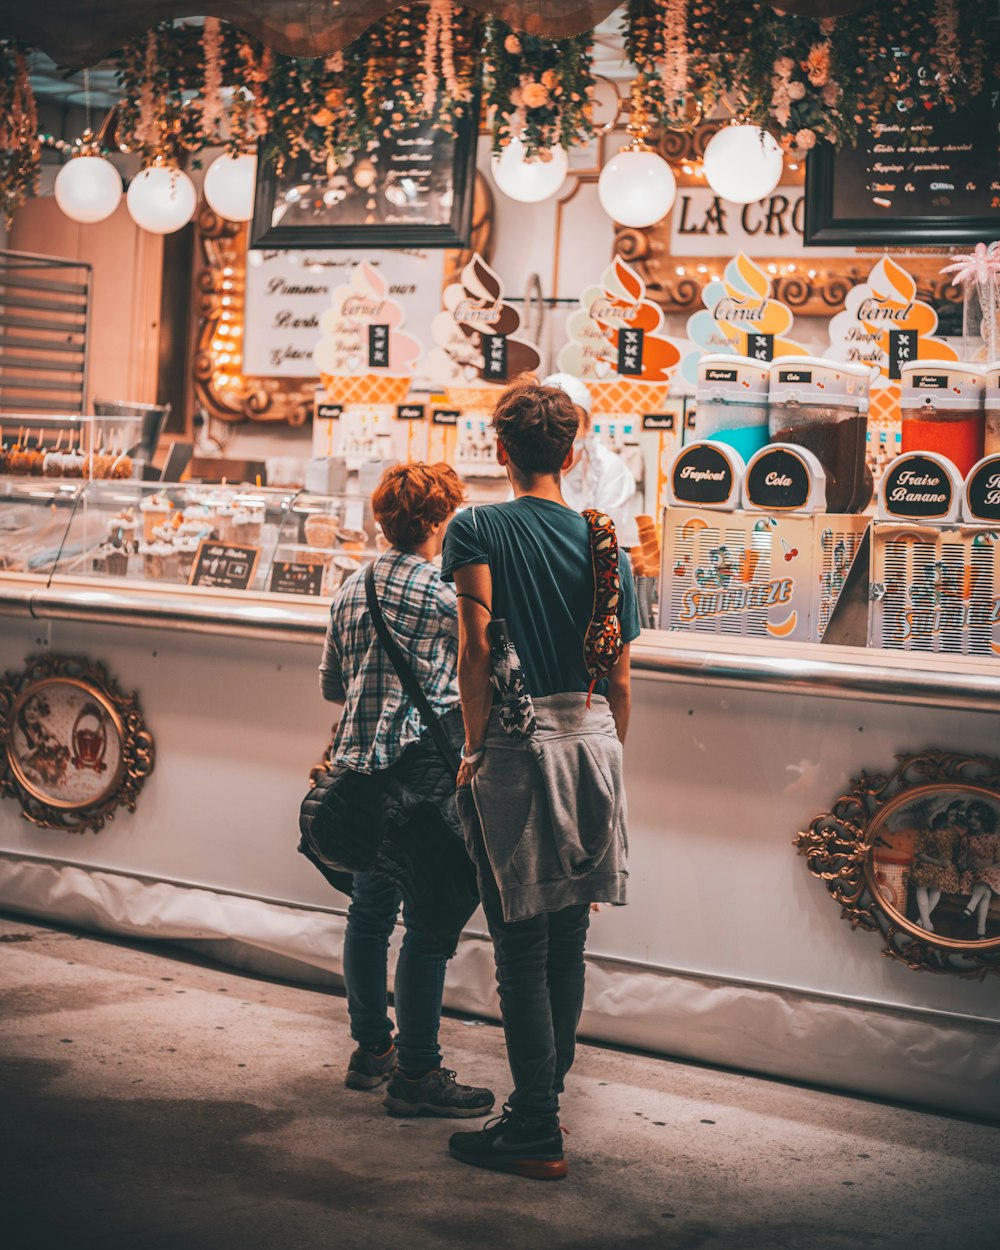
453;562;494;786
606;643;631;745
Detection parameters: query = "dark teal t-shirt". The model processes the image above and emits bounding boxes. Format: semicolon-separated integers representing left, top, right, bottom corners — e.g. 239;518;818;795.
440;496;642;699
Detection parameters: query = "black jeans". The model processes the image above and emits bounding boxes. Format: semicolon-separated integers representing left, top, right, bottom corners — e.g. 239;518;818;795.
464;796;590;1121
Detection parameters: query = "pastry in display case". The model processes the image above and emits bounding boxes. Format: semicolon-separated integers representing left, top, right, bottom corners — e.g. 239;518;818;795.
0;480;380;597
0;414;148;481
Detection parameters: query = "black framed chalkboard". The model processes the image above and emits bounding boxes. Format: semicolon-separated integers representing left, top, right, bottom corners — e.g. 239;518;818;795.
250;97;479;250
804;82;1000;246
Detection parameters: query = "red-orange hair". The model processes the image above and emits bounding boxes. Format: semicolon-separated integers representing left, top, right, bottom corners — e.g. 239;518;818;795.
371;462;465;550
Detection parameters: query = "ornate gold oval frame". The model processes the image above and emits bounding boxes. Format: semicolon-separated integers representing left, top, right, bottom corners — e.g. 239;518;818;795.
0;654;155;835
794;750;1000;980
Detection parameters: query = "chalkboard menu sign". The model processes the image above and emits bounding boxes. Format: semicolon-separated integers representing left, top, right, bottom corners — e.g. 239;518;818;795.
804;77;1000;245
269;560;325;597
251;100;479;249
189;541;261;591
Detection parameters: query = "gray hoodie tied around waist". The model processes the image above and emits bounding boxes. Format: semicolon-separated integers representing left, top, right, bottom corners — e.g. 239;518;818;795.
458;692;628;923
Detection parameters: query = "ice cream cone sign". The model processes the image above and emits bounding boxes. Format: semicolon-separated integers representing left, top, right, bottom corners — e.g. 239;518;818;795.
313;261;422;405
558;256;685;413
683;252;808;384
826;255;957;430
424;254;541;395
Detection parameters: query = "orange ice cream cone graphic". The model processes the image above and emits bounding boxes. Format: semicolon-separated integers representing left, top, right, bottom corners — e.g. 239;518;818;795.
559;255;684;414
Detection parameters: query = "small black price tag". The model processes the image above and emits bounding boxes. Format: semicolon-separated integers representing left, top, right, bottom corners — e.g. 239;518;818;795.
482;333;508;381
368;324;390;369
881;453;953;519
670;443;736;507
745;447;813;511
396;404;426;421
747;333;773;362
432;408;460;426
268;560;324;597
889;329;918;380
965;455;1000;522
316;403;344;421
617;327;644;376
189;541;261;591
643;413;676;431
704;366;738;383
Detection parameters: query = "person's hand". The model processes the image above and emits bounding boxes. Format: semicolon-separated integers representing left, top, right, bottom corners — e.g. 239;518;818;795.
457;756;482;789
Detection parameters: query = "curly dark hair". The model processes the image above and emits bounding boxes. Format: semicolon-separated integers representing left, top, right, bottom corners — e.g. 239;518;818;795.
491;376;580;477
372;462;465;550
966;800;997;834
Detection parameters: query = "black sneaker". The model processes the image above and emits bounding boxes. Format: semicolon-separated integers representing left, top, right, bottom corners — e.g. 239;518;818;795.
345;1043;397;1090
383;1067;495;1118
449;1106;567;1180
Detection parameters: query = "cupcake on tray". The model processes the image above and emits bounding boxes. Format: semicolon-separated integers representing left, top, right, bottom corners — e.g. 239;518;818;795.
557;255;684;415
139;539;177;581
424;253;542;413
232;503;265;546
313;260;422;408
140;492;173;541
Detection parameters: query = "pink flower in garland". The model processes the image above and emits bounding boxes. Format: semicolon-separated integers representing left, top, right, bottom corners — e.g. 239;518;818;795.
504;34;522;54
803;42;831;88
522;81;550;109
794;128;817;151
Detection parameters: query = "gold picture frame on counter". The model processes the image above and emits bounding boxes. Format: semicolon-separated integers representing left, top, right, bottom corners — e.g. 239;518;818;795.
0;654;155;835
795;751;1000;979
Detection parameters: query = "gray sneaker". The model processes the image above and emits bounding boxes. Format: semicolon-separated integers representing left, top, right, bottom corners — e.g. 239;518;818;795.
345;1043;397;1090
383;1067;495;1118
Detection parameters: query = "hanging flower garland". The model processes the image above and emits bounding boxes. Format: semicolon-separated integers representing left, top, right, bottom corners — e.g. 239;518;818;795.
483;21;596;157
200;18;225;143
0;42;40;227
115;22;205;166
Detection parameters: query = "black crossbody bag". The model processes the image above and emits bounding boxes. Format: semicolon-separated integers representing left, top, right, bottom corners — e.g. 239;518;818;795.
298;562;459;875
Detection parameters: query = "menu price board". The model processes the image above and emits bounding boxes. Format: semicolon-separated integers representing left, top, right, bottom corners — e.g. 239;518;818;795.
189;541;261;591
268;560;325;597
804;78;1000;245
250;102;479;250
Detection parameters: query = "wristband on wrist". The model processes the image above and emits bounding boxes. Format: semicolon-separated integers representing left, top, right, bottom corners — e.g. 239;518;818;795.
462;746;485;766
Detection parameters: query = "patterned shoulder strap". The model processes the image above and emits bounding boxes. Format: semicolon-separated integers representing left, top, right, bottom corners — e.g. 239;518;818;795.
581;509;624;706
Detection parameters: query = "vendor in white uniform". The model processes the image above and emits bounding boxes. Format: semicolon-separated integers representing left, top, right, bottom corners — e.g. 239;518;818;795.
542;372;639;547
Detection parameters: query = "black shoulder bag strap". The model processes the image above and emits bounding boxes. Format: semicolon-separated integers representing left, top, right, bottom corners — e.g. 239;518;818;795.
364;562;459;777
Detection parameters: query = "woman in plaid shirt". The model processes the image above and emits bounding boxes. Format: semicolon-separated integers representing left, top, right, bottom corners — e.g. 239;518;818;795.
319;463;494;1119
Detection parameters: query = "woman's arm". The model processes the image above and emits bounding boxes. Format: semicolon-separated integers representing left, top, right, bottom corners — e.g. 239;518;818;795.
607;643;632;745
318;619;346;705
454;562;494;786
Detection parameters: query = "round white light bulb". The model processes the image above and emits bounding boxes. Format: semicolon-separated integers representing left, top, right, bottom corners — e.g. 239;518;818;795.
702;125;784;204
491;137;569;203
54;154;123;224
598;147;677;228
126;165;197;234
203;152;258;222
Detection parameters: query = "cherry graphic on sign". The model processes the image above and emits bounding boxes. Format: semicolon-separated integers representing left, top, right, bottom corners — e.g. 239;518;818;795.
781;539;799;562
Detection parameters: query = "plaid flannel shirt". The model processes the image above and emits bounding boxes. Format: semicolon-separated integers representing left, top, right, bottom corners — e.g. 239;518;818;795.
319;549;460;774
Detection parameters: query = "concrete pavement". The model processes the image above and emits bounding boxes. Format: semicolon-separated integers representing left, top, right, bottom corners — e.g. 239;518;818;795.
1;912;998;1250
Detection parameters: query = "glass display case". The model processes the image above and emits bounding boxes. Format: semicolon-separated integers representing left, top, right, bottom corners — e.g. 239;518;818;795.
0;480;379;596
0;477;85;574
0;413;147;480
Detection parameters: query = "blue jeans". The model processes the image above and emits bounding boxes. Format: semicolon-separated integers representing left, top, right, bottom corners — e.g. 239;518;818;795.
462;798;590;1121
342;869;447;1073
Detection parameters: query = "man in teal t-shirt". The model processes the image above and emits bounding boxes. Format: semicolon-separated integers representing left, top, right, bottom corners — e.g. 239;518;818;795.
442;379;636;1181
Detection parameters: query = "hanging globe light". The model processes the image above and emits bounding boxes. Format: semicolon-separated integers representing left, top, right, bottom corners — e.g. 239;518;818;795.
126;163;198;234
598;147;677;228
53;130;123;224
598;80;677;228
491;136;569;204
203;151;258;222
702;124;784;205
